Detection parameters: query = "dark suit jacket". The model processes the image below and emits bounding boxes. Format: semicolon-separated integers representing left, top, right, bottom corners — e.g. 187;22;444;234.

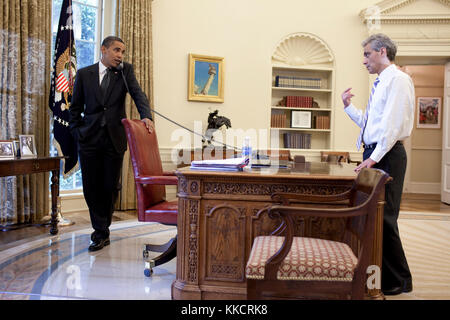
69;62;152;153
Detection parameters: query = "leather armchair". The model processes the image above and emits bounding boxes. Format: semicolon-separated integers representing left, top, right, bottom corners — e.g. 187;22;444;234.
122;119;178;276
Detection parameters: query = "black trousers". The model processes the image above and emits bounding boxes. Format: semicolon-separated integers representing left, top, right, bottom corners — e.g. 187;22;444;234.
363;141;412;288
78;127;124;241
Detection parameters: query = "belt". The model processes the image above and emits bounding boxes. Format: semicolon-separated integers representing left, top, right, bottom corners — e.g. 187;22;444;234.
363;141;403;150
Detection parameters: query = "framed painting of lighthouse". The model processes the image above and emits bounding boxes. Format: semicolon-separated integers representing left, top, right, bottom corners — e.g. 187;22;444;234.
188;53;224;102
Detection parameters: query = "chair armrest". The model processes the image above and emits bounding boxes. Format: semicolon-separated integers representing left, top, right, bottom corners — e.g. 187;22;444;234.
135;175;178;185
262;202;371;280
271;189;352;205
348;159;361;165
268;203;369;220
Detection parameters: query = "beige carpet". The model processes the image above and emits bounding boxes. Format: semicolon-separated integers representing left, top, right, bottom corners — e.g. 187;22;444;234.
389;211;450;300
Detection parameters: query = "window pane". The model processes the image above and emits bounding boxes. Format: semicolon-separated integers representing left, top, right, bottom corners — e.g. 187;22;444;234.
80;5;97;41
76;40;95;69
74;170;83;189
52;0;63;33
73;2;98;42
74;0;98;6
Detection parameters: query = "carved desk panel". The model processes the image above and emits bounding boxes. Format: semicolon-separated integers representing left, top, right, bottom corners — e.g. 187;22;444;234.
172;163;385;300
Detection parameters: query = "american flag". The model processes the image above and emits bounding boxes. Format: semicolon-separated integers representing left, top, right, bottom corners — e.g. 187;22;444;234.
48;0;78;177
56;70;70;92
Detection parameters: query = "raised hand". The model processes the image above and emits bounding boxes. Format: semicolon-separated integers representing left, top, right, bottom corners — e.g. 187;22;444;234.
341;87;354;108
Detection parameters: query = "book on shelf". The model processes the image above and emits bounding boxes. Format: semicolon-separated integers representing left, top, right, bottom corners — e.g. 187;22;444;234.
314;115;330;129
275;75;322;89
285;96;313;108
283;132;311;149
271;111;287;128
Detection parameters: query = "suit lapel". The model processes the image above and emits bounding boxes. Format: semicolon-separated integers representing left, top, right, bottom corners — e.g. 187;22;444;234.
89;63;103;105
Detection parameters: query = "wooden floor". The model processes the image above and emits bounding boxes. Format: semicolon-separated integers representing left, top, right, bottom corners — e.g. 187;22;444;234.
400;193;450;214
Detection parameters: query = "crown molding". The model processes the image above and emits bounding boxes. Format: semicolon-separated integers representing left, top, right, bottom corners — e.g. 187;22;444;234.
360;0;450;24
396;38;450;56
379;14;450;23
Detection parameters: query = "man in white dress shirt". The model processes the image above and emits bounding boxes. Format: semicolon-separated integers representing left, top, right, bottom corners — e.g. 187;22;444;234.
341;33;414;296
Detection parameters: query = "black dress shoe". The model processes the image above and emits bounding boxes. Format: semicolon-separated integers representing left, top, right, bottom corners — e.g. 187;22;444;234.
88;238;110;252
382;279;413;295
404;279;413;293
382;286;404;296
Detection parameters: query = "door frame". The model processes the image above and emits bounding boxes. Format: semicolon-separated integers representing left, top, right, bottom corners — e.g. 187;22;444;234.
397;57;450;196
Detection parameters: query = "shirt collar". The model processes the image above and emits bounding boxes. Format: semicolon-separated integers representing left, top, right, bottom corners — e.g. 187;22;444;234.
378;63;397;82
99;60;108;74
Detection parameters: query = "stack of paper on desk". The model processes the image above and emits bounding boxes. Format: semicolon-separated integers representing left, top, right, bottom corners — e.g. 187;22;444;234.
190;157;249;171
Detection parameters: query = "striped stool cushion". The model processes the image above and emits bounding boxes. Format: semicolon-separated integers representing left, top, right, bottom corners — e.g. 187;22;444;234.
245;236;358;281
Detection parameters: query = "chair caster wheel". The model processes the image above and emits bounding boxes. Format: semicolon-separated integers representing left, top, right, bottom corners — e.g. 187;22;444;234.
144;268;153;277
144;260;155;277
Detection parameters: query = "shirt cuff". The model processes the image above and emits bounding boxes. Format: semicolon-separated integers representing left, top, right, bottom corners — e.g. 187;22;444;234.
369;147;383;163
344;103;356;116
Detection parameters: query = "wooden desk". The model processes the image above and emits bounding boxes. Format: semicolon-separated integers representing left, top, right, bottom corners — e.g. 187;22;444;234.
172;162;385;300
0;156;63;235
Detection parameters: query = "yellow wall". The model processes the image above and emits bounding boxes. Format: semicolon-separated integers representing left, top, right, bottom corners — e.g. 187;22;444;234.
152;0;450;195
151;0;379;151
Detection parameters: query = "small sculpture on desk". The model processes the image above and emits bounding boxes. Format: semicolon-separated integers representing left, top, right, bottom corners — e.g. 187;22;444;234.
203;109;231;147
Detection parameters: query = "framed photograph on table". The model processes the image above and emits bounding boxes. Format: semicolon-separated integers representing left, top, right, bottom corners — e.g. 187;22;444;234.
417;97;441;129
0;140;15;159
291;110;311;129
19;134;37;157
188;53;224;103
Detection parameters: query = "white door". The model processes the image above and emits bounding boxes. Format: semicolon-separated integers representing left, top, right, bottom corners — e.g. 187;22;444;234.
441;62;450;204
399;65;412;193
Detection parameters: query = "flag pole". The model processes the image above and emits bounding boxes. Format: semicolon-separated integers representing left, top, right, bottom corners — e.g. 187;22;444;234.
45;0;79;228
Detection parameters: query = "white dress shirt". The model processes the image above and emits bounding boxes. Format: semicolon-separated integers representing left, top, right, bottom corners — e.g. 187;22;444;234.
99;61;108;85
345;64;415;163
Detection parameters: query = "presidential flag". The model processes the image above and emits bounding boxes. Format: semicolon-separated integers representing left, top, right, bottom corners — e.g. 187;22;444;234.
49;0;78;177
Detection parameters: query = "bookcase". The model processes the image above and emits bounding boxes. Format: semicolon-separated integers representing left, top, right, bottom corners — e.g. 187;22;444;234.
270;65;334;150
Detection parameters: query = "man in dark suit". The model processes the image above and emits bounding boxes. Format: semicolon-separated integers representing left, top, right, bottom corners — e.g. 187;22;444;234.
69;36;153;251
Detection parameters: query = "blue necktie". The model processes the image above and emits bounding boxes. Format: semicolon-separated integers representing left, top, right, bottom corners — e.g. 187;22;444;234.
356;77;380;150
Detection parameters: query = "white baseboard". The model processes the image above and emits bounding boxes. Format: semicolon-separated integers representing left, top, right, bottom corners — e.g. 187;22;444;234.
405;182;441;194
48;192;89;215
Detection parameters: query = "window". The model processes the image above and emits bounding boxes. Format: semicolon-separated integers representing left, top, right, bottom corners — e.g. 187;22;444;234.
50;0;101;190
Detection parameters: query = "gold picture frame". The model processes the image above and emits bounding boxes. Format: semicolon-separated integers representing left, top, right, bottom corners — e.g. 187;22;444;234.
188;53;224;103
416;97;441;129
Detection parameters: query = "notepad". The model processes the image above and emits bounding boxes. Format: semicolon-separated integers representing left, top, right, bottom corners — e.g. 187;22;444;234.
190;157;249;171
